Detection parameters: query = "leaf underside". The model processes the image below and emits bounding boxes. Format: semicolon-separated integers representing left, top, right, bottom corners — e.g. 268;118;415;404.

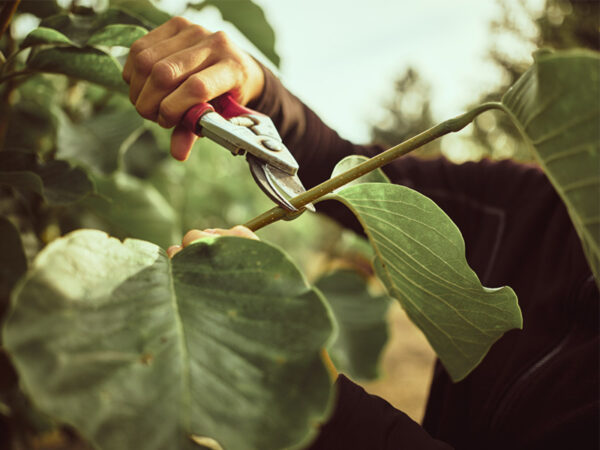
332;183;522;381
501;50;600;285
4;230;333;450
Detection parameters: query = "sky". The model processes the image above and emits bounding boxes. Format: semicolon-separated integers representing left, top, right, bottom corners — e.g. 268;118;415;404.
17;0;543;145
180;0;543;144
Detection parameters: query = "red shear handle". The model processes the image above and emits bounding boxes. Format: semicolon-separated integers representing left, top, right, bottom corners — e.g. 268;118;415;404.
211;93;258;119
182;102;214;136
182;93;261;136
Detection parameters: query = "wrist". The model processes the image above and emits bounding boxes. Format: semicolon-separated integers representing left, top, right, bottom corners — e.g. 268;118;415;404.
244;54;266;105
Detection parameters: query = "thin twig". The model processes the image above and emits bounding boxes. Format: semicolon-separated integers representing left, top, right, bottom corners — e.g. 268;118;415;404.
244;102;503;231
0;0;21;37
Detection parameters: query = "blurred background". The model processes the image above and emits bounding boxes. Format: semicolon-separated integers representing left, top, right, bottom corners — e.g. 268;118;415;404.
1;0;598;448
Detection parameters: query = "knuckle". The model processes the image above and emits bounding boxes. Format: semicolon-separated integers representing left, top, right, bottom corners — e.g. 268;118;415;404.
135;101;156;121
188;24;209;40
211;30;230;49
158;100;179;127
169;16;190;30
134;48;155;74
129;39;146;56
187;75;210;100
151;60;179;89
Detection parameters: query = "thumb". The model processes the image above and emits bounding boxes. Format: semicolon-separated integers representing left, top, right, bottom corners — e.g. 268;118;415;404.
170;123;197;161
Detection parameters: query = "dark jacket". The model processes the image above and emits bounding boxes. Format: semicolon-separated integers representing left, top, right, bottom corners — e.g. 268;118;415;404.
248;68;600;450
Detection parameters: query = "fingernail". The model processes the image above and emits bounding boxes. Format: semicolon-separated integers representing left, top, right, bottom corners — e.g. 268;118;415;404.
167;245;182;258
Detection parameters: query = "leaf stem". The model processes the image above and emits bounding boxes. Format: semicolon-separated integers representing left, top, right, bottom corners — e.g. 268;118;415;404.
0;0;21;37
244;102;503;231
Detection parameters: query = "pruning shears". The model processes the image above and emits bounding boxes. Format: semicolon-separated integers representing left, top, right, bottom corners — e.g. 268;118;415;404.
182;94;314;213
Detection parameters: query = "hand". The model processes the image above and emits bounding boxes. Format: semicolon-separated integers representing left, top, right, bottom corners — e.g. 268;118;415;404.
123;17;265;162
167;225;259;258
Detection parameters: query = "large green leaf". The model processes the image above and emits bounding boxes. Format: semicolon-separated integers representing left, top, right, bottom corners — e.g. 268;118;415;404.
331;183;522;381
4;230;333;450
39;9;148;45
85;172;180;249
20;27;75;48
0;151;94;205
500;49;600;284
56;100;144;174
315;269;390;380
191;0;280;67
110;0;172;29
87;24;147;47
331;155;391;191
27;46;127;94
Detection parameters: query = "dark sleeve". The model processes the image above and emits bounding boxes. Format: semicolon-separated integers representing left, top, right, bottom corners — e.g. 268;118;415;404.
249;67;599;450
307;375;453;450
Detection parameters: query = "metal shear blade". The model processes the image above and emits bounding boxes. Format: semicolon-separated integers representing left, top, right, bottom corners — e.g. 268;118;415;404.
183;93;313;213
247;155;315;213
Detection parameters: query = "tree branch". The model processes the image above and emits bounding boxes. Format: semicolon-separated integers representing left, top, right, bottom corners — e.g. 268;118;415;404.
244;102;503;231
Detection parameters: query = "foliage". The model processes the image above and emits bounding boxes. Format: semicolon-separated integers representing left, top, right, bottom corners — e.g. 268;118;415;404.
315;269;391;381
474;0;600;160
500;49;600;283
0;0;597;449
330;182;521;381
5;231;332;450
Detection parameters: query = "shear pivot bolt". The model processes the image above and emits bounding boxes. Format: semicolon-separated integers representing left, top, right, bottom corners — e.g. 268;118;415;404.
262;138;284;152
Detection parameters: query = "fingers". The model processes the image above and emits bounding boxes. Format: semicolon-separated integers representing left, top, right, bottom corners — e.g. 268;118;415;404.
130;27;214;112
125;19;244;125
168;226;259;258
170;122;197;161
157;60;241;128
123;16;191;83
166;245;182;258
182;226;259;247
227;225;260;240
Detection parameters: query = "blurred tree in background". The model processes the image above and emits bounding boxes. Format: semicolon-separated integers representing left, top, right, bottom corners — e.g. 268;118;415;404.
372;0;600;162
371;68;439;159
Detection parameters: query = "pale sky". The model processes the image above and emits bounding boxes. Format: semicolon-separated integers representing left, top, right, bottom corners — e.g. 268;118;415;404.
17;0;543;144
178;0;543;144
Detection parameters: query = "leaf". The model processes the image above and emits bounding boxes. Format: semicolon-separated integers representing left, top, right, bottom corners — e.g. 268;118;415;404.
27;46;127;94
4;230;333;450
330;183;522;381
109;0;172;29
0;151;94;205
0;217;26;315
0;171;44;196
331;154;391;192
315;269;390;380
500;49;600;285
191;0;280;67
56;100;145;173
85;172;180;249
87;24;148;47
21;27;75;49
40;9;148;45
